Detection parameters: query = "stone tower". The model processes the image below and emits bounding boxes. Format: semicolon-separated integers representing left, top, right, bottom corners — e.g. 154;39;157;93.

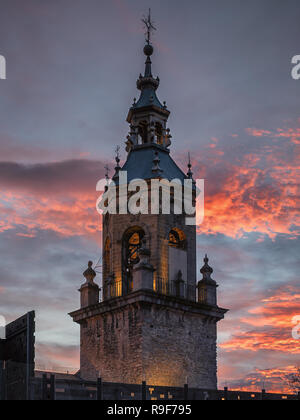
70;35;227;389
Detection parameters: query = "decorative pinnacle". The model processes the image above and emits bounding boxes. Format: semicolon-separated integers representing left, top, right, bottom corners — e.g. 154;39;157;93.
200;254;214;276
199;254;217;286
83;261;96;284
142;8;156;46
187;152;193;179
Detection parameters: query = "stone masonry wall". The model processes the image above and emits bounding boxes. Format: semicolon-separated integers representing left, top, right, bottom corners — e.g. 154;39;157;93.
79;296;218;389
141;303;217;389
80;302;143;383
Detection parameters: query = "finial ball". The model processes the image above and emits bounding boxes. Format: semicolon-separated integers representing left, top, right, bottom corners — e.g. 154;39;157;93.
144;44;153;56
88;261;93;268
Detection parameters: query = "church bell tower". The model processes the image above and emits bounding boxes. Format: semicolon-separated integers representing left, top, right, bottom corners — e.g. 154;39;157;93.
102;31;198;304
70;14;227;389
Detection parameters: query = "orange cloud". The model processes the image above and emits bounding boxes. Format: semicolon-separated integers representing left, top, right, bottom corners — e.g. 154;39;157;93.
0;191;100;238
220;285;300;354
197;161;299;239
241;287;300;329
0;160;105;238
221;330;300;354
0;152;298;241
188;121;300;239
226;365;299;394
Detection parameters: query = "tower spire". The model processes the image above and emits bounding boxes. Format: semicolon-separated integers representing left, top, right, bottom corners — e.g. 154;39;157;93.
187;152;193;179
141;9;156;77
126;11;171;150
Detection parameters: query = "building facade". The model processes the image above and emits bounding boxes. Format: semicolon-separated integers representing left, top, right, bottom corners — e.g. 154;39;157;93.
70;39;227;389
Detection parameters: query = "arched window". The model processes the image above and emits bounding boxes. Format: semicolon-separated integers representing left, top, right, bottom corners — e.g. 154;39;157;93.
155;122;163;145
138;121;148;144
127;232;142;264
168;228;187;298
122;227;145;294
169;228;186;250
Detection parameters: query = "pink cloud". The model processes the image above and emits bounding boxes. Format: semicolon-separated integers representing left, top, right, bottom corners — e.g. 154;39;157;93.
246;128;272;137
246;125;300;144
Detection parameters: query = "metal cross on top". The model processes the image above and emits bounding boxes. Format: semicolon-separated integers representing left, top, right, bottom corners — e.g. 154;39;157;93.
142;8;156;45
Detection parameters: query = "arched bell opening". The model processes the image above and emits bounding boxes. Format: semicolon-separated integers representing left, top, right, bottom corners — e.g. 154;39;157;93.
168;228;188;298
155;122;164;145
138;121;148;144
169;228;187;250
122;226;145;295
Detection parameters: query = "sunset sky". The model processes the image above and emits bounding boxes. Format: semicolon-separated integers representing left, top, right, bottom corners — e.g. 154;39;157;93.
0;0;299;393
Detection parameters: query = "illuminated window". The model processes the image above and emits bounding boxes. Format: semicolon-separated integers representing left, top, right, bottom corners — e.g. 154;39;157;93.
168;228;187;297
128;232;141;264
122;227;145;295
169;228;186;250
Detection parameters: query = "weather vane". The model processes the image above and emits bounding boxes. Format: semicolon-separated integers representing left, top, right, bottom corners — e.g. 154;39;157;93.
142;8;156;45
